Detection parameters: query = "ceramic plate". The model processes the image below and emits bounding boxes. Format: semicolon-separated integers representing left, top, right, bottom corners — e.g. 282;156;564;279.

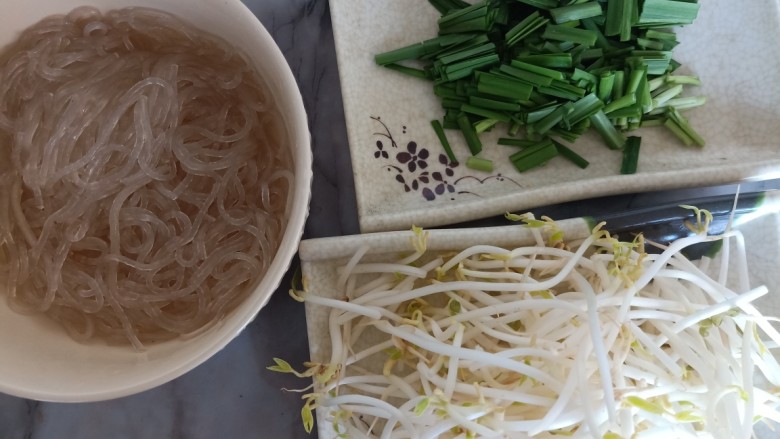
329;0;780;233
300;193;780;438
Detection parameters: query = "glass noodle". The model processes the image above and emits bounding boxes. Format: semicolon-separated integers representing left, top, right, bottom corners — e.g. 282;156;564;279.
0;7;293;349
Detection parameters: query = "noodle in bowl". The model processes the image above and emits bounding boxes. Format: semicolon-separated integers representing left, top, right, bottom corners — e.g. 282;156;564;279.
0;0;311;402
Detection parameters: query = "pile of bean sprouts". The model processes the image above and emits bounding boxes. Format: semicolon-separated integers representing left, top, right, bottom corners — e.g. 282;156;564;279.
0;7;293;349
284;216;780;438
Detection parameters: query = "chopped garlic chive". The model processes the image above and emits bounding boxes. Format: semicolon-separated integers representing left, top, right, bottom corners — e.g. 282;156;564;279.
461;104;511;122
383;63;432;79
427;0;470;15
526;103;560;124
605;0;637;42
552;139;590;169
375;34;472;65
515;0;558;9
542;24;598;47
431;119;458;164
457;112;483;154
567;93;605;125
604;93;637;115
437;43;496;66
638;0;700;27
666;75;701;86
509;60;566;80
533;102;574;134
473;118;500;133
466;156;494;172
597;72;615;102
663;96;706;110
652;83;684;108
550;2;604;24
667;108;705;147
509;139;558;171
498;138;537;148
468;95;521;112
515;53;573;68
590;110;626;149
611;70;625;101
498;65;554;87
505;11;549;47
664;117;694;146
620;136;641;174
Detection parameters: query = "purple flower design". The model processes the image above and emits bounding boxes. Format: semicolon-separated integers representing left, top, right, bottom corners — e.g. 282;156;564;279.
438;153;458;177
372;116;524;202
396;141;429;173
420;154;459;201
395;171;430;192
422;170;456;200
374;140;389;159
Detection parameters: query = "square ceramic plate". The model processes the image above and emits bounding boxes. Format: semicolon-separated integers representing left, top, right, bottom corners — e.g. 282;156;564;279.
299;193;780;438
329;0;780;233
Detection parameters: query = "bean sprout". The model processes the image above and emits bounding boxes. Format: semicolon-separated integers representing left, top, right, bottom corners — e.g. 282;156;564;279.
280;218;780;438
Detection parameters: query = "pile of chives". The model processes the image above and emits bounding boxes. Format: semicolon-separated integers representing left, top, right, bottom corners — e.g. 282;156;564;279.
375;0;703;175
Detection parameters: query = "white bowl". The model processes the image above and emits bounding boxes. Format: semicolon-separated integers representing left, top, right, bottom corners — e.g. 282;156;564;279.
0;0;312;402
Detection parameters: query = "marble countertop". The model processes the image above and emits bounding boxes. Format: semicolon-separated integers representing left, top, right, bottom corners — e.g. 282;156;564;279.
1;1;779;438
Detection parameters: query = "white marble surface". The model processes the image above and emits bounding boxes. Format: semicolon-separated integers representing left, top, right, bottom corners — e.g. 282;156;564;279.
0;1;779;438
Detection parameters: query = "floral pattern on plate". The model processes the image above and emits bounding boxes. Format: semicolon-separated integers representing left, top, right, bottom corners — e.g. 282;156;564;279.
370;116;522;202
